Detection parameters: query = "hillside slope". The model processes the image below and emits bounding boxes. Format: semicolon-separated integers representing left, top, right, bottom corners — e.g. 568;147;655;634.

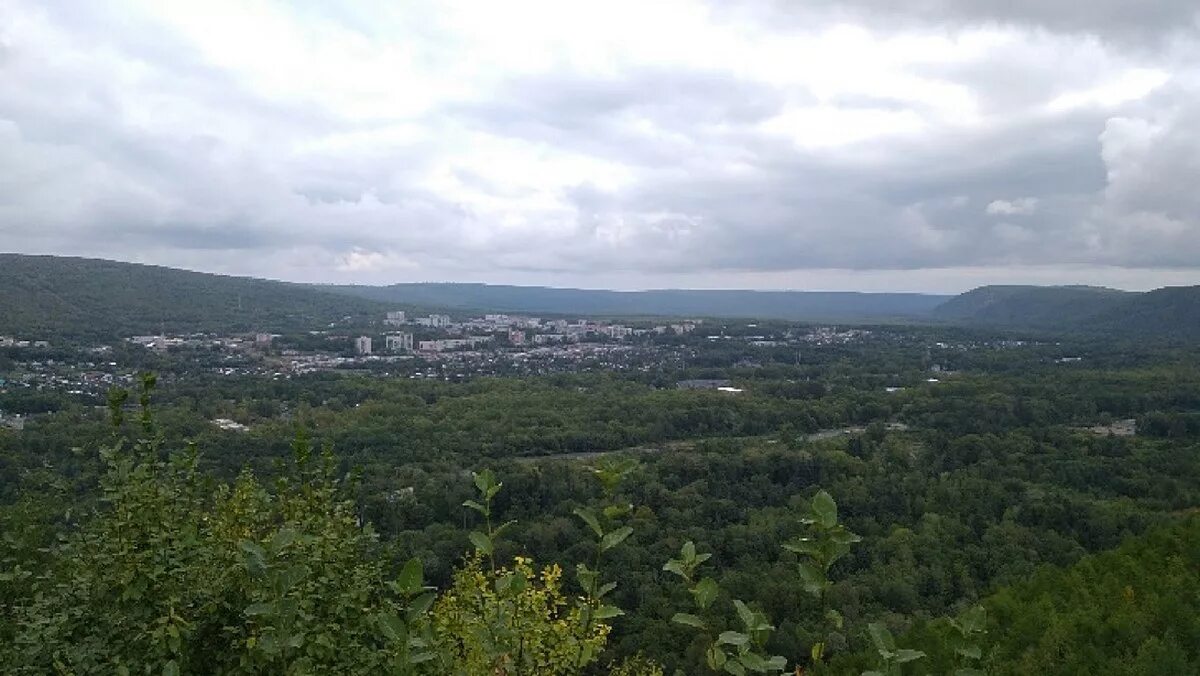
1087;286;1200;339
323;282;950;321
836;515;1200;675
932;284;1200;338
932;285;1133;327
0;254;390;339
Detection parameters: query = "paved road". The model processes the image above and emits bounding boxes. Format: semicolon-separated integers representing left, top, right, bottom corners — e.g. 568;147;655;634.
515;423;910;462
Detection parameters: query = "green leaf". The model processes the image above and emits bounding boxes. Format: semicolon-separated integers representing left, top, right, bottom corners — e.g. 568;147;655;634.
811;490;838;529
797;561;825;596
510;569;528;593
600;526;633;552
468;531;492;555
828;541;853;567
278;598;298;620
867;622;897;653
597;581;618;598
573;507;604;537
955;644;982;660
162;660;179;676
602;503;631;520
238;540;267;576
378;612;405;643
494;572;514;594
782;538;820;558
764;655;787;671
593;604;624;619
733;600;756;630
407;592;435;619
954;669;987;676
462;499;487;515
862;672;885;676
737;652;770;672
663;559;687;579
577;562;599;589
959;605;987;634
473;469;495;494
245;602;273;616
397;557;423;594
718;631;749;646
681;540;697;561
691;577;720;610
894;649;926;664
672;612;707;629
723;659;746;676
706;644;727;670
493;519;517;538
270;527;299;552
279;564;310;592
830;529;862;545
825;608;844;630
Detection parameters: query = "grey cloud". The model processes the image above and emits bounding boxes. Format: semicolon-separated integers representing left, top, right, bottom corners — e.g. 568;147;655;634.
1;0;1199;289
728;0;1200;48
448;69;792;165
1089;103;1200;267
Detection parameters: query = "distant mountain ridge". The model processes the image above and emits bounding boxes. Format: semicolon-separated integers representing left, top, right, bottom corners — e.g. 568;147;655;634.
932;285;1135;327
321;282;950;321
0;254;390;339
932;283;1200;337
2;255;1196;339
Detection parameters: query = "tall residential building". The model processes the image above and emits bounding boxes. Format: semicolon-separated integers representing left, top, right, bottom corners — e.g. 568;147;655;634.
354;335;372;355
385;332;414;352
508;328;526;346
384;310;407;326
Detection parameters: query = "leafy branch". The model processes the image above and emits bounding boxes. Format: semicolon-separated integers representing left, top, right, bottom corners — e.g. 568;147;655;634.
463;469;513;572
664;541;787;674
782;489;861;664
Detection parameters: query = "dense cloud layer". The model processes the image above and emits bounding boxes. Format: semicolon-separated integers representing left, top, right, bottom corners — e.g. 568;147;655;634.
1;0;1197;291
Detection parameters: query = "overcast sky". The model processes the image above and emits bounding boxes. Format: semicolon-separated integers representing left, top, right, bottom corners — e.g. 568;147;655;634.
2;1;1199;293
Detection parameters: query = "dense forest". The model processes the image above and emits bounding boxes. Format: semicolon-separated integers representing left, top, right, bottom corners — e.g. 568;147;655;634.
3;320;1199;673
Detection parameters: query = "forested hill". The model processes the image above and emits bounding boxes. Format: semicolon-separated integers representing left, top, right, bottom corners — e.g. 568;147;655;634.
0;254;390;339
1087;285;1200;339
932;285;1134;327
932;284;1200;337
322;282;950;321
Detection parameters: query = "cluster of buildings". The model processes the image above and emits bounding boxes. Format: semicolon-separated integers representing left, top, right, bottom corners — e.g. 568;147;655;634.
211;417;251;433
417;336;494;352
367;311;699;356
0;354;136;410
355;333;494;355
796;327;872;345
0;411;25;430
128;333;277;352
0;336;51;348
